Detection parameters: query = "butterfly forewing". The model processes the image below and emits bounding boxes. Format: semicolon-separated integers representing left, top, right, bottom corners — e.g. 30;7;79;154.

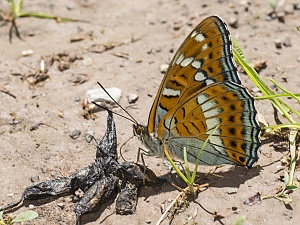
148;16;240;134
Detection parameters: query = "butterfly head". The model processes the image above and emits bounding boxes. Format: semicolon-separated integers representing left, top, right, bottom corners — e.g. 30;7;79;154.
133;123;163;157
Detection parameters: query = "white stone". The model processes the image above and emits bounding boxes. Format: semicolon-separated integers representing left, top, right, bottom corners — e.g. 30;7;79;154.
85;87;122;104
160;64;169;73
21;49;34;56
29;204;35;209
127;93;139;104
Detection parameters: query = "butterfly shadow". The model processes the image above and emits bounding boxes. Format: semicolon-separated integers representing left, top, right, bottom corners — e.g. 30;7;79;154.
203;166;261;188
146;164;262;193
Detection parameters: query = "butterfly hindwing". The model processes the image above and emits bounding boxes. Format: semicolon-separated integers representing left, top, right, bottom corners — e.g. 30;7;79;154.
157;81;259;166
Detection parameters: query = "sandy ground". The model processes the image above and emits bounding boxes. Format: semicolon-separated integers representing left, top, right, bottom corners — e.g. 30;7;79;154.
1;0;300;224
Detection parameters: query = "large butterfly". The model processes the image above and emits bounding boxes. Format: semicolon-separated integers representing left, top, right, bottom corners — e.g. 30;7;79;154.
133;15;260;168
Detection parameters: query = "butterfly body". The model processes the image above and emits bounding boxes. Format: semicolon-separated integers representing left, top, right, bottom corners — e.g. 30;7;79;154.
134;15;260;168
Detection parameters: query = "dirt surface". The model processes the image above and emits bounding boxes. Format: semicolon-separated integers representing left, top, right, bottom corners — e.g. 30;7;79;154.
1;0;300;224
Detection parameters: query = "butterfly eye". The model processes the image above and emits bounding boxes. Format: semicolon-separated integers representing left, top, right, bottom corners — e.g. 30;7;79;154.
133;124;143;136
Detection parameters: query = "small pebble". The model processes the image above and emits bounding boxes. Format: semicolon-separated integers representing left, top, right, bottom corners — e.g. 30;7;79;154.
160;18;167;24
155;47;162;53
265;15;272;21
274;40;282;49
69;53;81;62
58;62;70;71
70;129;81;139
277;12;285;23
21;49;34;56
58;111;64;118
57;202;65;209
284;4;294;14
297;56;300;63
160;64;169;73
28;31;36;37
244;192;261;205
283;37;292;47
66;4;75;10
85;130;94;143
10;120;20;125
173;21;183;30
127;93;139;104
228;17;238;28
29;204;35;209
30;176;40;182
227;187;238;194
74;96;81;102
146;219;152;224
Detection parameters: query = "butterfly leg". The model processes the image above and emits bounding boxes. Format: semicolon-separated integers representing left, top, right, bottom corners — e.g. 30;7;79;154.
136;147;153;185
136;147;150;164
119;135;135;162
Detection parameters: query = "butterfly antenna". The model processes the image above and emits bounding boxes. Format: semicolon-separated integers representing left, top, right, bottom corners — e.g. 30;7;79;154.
94;82;138;125
92;101;137;124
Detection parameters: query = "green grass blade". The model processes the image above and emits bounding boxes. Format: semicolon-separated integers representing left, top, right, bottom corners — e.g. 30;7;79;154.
19;12;87;22
232;39;296;124
183;147;192;181
267;78;300;118
15;0;23;16
7;0;16;17
163;143;189;184
255;93;300;100
268;78;300;104
263;124;300;131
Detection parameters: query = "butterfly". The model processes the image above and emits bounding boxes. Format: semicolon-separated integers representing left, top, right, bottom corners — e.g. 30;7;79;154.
132;15;260;168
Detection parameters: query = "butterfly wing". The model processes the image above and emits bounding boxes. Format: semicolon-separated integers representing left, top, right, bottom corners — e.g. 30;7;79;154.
146;15;260;167
148;15;241;134
160;81;260;167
